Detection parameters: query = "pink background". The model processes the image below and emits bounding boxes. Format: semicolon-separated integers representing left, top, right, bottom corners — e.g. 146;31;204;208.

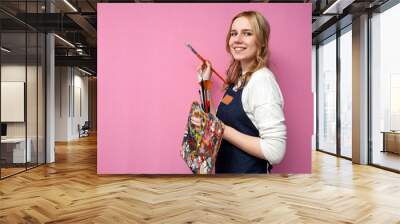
98;3;312;174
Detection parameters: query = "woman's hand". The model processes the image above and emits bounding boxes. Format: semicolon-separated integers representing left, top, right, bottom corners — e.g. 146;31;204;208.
191;115;202;131
197;60;212;82
191;113;226;132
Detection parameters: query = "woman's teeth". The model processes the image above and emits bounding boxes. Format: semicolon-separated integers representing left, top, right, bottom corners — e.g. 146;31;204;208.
234;47;246;52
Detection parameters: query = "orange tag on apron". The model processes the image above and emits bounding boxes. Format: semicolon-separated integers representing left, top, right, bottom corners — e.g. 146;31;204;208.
221;95;234;105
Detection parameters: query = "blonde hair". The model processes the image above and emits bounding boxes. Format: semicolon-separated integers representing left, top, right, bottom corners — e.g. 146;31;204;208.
224;11;270;90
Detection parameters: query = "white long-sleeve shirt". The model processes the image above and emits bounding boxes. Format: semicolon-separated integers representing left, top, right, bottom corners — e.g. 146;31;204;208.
241;67;286;164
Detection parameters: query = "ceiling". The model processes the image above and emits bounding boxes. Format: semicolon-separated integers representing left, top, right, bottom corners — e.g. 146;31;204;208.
0;0;392;75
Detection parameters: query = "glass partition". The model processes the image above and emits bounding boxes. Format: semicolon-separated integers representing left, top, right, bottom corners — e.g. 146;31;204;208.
27;30;38;169
1;30;28;177
0;1;46;179
371;3;400;171
317;36;337;155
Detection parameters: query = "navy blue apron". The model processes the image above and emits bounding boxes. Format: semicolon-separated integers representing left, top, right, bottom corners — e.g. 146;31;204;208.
216;85;272;174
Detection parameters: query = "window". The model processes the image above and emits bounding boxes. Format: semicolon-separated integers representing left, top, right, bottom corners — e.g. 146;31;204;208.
371;2;400;171
317;36;337;154
340;28;352;158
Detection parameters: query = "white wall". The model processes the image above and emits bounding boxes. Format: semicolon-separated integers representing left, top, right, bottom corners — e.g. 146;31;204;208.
55;66;69;141
55;67;89;141
1;65;40;137
1;66;26;135
72;73;89;138
1;82;24;122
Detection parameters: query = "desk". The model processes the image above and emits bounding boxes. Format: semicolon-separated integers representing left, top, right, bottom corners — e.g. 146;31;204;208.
382;131;400;154
1;138;31;163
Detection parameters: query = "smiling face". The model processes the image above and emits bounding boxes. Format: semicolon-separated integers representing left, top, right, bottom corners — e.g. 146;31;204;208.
228;16;258;68
224;11;270;89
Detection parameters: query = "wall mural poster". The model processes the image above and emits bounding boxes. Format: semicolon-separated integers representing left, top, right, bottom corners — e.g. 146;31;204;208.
98;3;312;174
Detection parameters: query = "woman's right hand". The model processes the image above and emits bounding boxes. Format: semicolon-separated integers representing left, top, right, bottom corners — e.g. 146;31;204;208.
197;60;212;82
190;113;202;131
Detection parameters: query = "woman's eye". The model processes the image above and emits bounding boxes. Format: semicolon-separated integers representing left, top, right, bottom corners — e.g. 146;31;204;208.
244;32;252;36
230;32;237;36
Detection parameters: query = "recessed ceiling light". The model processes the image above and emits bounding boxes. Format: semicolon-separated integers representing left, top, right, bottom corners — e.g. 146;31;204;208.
78;67;93;76
54;34;75;48
1;47;11;53
323;0;354;15
63;0;78;12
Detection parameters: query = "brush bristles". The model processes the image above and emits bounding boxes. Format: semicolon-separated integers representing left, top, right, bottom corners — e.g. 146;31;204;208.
185;43;197;54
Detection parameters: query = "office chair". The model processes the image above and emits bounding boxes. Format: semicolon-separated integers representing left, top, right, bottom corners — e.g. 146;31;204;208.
79;121;90;138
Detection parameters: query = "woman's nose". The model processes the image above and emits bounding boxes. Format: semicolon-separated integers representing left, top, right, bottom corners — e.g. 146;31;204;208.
233;34;244;43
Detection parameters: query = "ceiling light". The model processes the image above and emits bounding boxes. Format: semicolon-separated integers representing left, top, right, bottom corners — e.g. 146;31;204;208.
63;0;78;12
78;67;93;76
54;34;75;48
1;47;11;53
322;0;355;15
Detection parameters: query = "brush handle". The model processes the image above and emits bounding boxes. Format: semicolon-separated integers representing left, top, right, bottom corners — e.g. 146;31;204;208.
187;44;225;83
197;57;224;83
210;67;225;83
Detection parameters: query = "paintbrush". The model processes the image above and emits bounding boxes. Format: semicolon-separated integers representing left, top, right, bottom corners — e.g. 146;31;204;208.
185;43;225;83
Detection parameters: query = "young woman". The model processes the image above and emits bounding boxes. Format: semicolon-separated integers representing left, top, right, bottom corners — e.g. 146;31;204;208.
194;11;286;173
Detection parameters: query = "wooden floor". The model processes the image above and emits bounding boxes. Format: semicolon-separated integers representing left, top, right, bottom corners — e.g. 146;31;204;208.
0;167;26;178
372;150;400;171
1;134;400;223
